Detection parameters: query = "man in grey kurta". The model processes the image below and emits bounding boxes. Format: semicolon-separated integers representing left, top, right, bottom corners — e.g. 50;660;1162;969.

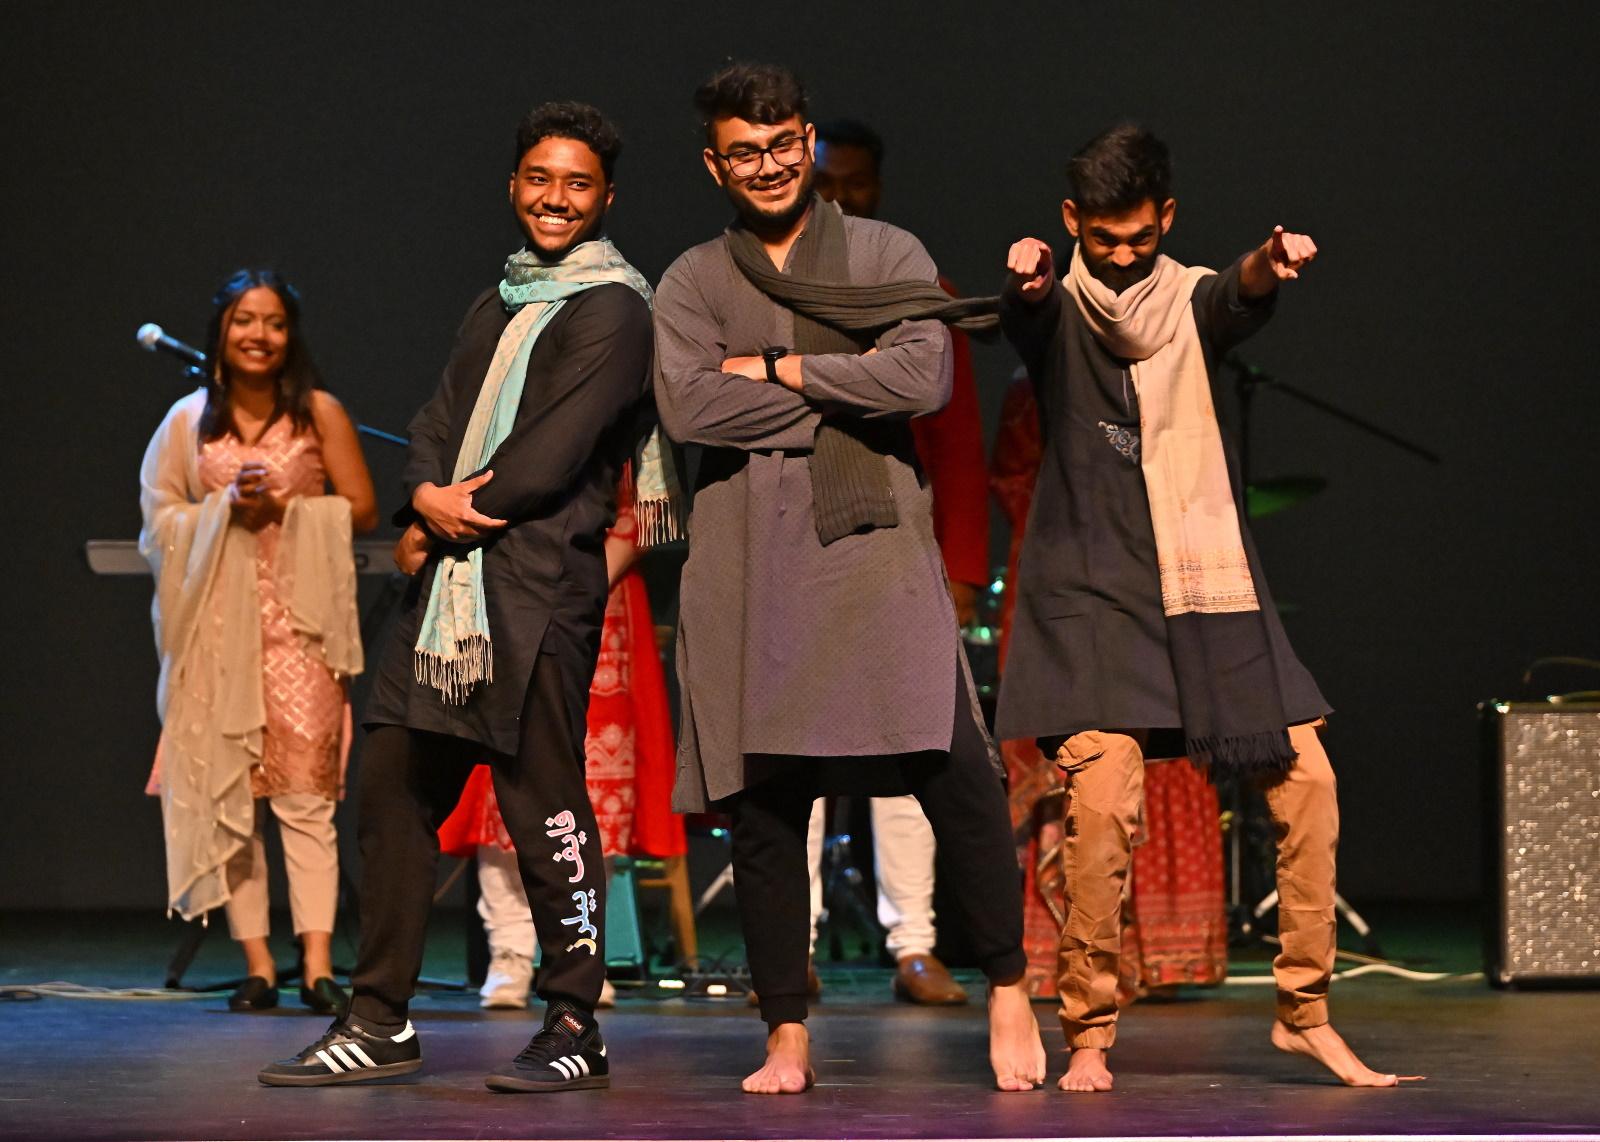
658;196;960;810
652;62;1043;1097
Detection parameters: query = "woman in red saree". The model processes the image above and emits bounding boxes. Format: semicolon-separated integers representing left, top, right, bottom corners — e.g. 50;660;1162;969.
990;375;1227;1002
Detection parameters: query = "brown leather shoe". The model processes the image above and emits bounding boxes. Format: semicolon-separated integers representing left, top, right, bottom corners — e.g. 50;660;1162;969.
747;958;823;1006
892;953;968;1005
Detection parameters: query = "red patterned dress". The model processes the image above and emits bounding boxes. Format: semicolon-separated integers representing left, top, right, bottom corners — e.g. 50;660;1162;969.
990;376;1227;1000
437;481;684;861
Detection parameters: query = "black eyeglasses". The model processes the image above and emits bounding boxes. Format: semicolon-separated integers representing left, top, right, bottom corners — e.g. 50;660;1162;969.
713;133;808;179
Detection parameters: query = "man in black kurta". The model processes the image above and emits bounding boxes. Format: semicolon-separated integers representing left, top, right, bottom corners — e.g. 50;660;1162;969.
998;125;1414;1092
259;103;652;1093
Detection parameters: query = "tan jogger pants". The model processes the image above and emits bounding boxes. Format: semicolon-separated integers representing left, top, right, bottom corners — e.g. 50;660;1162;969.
1055;722;1337;1048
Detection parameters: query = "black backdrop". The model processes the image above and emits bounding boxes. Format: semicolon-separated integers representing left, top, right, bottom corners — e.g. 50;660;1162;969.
3;1;1593;911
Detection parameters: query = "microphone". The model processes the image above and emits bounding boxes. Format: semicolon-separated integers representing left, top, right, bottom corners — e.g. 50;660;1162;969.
136;323;208;368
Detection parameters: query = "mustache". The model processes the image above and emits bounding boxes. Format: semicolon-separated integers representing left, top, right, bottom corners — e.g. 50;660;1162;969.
1092;254;1157;291
745;171;796;192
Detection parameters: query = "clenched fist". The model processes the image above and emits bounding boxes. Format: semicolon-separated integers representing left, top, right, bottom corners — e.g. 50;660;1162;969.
1006;237;1055;301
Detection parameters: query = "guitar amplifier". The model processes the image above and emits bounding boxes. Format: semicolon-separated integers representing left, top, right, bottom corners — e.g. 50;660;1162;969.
1482;701;1600;986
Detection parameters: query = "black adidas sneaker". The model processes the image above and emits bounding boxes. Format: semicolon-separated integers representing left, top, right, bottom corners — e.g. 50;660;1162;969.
484;1001;609;1093
257;1017;422;1086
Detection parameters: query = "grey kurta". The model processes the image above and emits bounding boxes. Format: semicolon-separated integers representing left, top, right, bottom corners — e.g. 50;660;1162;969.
654;214;961;811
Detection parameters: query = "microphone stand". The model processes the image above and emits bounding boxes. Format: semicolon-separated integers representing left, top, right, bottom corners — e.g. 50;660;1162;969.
1221;356;1440;960
1227;355;1443;473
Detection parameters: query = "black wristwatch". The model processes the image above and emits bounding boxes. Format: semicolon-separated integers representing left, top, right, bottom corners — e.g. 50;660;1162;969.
761;345;789;384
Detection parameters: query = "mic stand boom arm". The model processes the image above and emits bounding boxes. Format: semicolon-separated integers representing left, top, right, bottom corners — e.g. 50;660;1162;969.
1226;355;1443;470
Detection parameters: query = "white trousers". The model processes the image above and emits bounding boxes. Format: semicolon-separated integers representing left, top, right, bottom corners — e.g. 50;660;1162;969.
806;795;938;959
476;843;536;959
223;793;338;941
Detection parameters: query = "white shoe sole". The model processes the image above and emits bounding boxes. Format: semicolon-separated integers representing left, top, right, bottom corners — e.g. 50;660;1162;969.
484;1071;609;1093
258;1057;422;1087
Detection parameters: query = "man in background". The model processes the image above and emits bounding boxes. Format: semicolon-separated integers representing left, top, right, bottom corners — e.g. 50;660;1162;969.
799;118;989;1007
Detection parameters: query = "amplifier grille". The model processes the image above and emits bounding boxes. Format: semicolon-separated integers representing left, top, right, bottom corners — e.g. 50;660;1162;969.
1496;705;1600;982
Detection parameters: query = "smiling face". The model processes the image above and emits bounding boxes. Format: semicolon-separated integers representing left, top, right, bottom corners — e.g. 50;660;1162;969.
702;114;815;235
1063;197;1176;294
219;286;289;385
507;134;614;260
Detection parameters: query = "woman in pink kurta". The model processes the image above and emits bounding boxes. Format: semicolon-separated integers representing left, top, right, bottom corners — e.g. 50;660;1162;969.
141;269;377;1014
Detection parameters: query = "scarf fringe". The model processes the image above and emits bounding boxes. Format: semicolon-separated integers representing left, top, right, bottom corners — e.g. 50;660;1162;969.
1187;730;1297;781
635;496;686;548
414;635;494;706
416;238;656;709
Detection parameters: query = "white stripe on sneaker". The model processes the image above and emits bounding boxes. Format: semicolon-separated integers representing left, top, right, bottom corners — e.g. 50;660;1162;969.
346;1044;378;1068
574;1055;590;1077
316;1049;345;1074
550;1057;575;1079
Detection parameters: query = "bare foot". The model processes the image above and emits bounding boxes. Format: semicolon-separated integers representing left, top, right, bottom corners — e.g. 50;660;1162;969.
742;1022;814;1095
1270;1021;1424;1087
1058;1046;1114;1092
988;982;1046;1091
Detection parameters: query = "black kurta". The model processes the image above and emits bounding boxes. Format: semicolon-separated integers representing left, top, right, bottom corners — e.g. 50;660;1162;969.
993;258;1329;744
364;282;655;756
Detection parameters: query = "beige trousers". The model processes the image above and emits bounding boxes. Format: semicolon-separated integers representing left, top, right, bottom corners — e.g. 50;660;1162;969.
223;793;339;940
1055;722;1337;1048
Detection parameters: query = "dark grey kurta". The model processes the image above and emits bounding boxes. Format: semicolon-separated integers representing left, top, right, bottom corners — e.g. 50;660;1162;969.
654;214;962;811
364;282;655;757
994;258;1329;743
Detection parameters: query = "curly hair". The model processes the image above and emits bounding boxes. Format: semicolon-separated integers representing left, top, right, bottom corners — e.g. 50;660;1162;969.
692;62;807;143
514;101;622;180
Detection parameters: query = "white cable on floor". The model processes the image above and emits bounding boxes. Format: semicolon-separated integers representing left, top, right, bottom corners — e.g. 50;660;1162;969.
0;982;229;1000
1225;963;1484;984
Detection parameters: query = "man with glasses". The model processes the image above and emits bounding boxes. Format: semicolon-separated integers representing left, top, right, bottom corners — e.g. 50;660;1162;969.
652;61;1044;1096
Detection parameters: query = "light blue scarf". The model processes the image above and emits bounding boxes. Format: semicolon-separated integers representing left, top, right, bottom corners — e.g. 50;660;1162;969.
414;238;668;703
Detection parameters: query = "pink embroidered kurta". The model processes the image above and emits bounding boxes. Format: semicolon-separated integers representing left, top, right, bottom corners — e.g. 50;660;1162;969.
195;418;346;800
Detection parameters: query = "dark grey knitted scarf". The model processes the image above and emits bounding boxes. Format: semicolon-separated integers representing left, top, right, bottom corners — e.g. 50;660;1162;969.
726;198;999;544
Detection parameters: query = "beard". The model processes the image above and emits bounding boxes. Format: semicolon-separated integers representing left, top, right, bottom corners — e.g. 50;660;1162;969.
1085;242;1160;294
728;162;815;236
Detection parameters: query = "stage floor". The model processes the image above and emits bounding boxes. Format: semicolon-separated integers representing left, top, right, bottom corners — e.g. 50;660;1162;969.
3;911;1598;1141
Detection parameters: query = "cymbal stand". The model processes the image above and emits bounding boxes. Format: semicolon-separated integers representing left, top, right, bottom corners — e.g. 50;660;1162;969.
1222;356;1441;956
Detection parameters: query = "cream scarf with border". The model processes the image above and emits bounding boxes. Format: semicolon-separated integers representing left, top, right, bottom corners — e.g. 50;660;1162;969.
1063;246;1259;617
